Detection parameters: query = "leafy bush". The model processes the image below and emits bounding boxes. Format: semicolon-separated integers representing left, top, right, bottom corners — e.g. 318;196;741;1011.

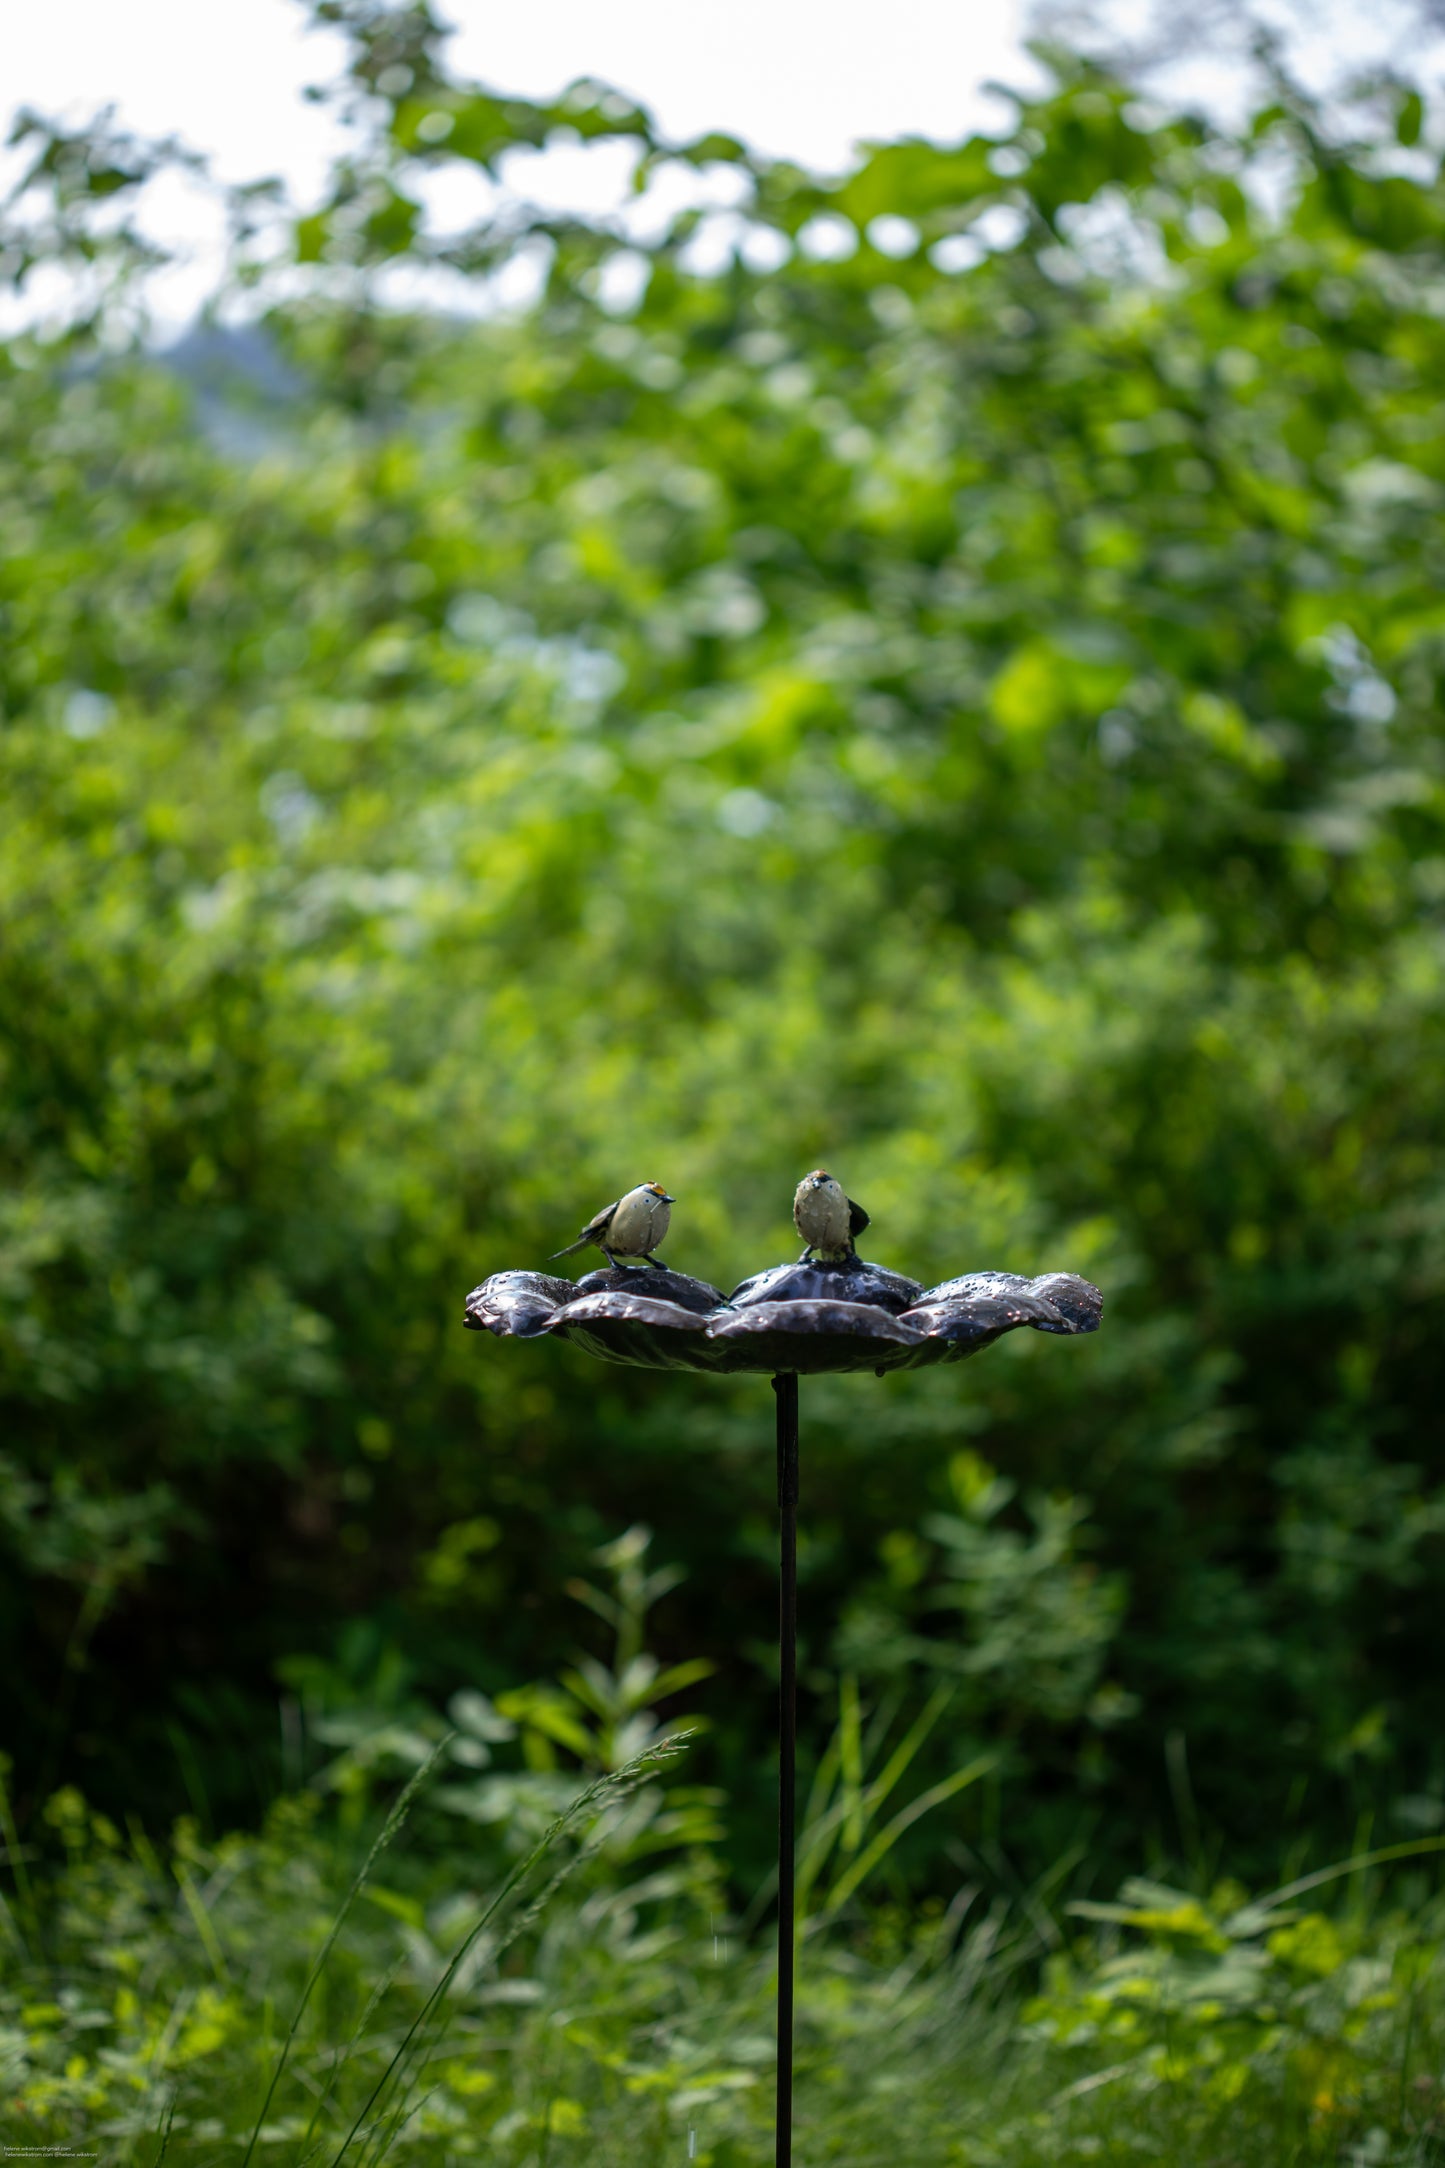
4;4;1445;1896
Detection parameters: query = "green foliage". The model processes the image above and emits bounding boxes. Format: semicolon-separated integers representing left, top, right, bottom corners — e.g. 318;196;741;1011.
6;1560;1445;2165
4;8;1445;1904
1024;1862;1445;2156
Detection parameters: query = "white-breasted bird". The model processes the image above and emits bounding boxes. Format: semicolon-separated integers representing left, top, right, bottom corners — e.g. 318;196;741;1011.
793;1168;870;1263
551;1182;676;1269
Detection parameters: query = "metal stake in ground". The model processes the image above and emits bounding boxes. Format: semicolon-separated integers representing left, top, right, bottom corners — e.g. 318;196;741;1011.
773;1371;799;2168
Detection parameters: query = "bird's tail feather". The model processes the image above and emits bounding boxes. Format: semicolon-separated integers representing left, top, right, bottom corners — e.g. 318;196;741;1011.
549;1236;589;1260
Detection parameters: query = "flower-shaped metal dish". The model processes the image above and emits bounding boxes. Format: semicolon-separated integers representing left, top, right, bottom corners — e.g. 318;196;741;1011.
464;1255;1101;1374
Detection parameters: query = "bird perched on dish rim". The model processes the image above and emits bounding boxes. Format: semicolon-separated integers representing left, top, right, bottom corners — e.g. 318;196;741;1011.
793;1169;870;1262
551;1182;676;1269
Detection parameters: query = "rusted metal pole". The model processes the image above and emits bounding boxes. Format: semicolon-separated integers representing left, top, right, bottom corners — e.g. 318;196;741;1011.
772;1371;799;2168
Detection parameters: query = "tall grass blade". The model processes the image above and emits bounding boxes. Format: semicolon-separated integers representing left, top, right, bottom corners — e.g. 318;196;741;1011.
1251;1834;1445;1915
174;1860;230;1983
352;1813;627;2168
152;2089;177;2168
0;1757;37;1956
839;1673;863;1856
795;1685;957;1917
239;1736;453;2168
858;1685;956;1825
816;1754;997;1924
296;1956;406;2163
328;1732;692;2168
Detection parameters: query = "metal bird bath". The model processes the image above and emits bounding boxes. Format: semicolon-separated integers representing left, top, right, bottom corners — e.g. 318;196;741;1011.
464;1242;1102;2164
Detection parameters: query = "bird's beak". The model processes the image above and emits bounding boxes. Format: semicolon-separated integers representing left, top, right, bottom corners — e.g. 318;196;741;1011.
662;1193;676;1204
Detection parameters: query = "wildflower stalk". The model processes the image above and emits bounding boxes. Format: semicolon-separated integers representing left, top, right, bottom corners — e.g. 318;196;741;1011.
240;1735;453;2168
330;1732;692;2168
